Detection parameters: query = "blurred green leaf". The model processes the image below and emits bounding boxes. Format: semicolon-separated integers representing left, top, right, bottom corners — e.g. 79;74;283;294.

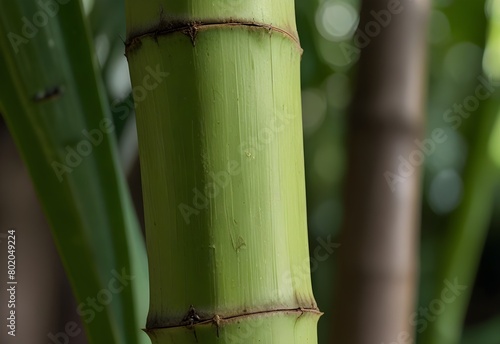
422;1;500;342
0;0;148;343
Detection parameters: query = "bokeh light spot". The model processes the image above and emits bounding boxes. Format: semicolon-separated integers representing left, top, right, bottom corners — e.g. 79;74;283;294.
315;1;359;42
428;169;463;214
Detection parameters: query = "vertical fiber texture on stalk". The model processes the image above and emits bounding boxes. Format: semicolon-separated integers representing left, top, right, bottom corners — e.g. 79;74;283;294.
126;0;319;342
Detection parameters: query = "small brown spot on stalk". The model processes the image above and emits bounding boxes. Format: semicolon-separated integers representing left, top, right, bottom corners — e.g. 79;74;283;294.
212;314;221;337
33;86;64;103
184;24;199;47
180;305;201;342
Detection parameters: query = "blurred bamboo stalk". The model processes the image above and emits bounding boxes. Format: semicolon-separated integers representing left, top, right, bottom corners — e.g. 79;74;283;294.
332;0;430;343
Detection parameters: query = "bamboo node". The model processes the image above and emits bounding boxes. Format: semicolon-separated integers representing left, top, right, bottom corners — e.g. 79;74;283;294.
125;19;302;56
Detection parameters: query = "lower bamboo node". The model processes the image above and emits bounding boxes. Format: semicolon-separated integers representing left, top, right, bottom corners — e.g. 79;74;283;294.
145;307;321;332
144;308;322;344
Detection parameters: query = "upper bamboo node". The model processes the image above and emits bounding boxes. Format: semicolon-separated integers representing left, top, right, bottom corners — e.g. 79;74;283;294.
125;19;302;56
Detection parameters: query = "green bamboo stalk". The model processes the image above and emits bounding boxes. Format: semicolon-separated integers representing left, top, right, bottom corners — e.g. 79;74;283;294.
125;1;320;343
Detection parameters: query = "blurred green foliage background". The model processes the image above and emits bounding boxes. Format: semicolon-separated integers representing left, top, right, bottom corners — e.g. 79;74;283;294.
296;0;500;343
1;0;500;343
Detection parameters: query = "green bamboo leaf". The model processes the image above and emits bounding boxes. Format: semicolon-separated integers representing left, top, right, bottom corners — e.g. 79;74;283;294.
423;101;499;344
0;1;148;343
422;4;500;341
